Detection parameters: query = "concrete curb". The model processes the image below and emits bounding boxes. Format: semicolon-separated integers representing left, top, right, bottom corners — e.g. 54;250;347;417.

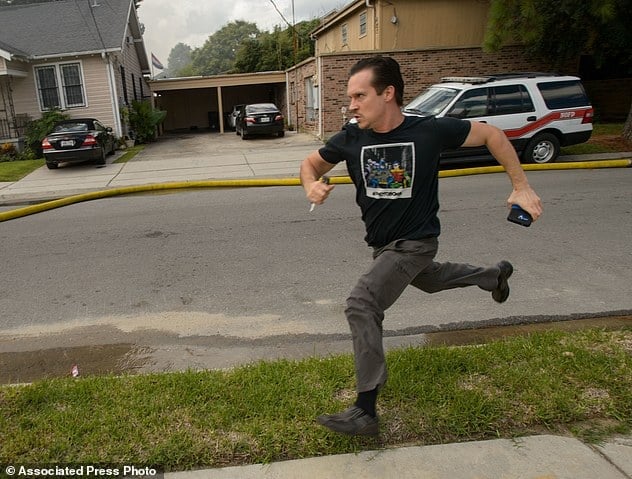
163;435;632;479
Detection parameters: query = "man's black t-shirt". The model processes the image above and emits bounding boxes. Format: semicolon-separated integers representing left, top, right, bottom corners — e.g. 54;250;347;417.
319;115;471;248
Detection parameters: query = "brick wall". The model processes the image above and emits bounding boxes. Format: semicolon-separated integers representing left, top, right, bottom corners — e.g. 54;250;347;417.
293;46;575;138
286;60;317;132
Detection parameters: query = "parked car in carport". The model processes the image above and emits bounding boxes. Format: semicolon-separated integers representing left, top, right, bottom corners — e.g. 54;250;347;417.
228;104;244;129
42;118;117;169
236;103;285;139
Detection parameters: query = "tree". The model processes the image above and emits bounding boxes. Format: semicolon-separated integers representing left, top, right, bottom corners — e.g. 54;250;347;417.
233;38;263;73
166;42;193;78
484;0;632;141
190;21;260;76
233;19;319;73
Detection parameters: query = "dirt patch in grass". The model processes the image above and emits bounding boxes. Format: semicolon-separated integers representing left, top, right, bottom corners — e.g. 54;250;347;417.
588;133;632;152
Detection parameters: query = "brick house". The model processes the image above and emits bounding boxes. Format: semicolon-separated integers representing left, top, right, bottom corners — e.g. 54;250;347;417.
0;0;151;148
287;0;568;139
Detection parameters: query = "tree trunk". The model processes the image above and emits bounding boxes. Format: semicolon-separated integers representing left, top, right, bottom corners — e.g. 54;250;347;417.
623;99;632;142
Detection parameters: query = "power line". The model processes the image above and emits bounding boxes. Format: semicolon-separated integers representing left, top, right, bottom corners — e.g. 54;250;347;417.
268;0;298;63
268;0;294;30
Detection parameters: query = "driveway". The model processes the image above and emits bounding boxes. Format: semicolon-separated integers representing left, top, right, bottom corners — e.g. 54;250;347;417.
134;129;325;163
0;130;347;205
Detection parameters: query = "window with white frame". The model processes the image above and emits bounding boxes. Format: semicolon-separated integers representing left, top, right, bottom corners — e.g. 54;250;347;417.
341;23;348;45
34;62;86;110
359;11;367;37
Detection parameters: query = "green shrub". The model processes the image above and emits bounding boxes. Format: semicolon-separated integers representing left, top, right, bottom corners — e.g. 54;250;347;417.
24;109;70;157
128;100;166;144
0;142;18;162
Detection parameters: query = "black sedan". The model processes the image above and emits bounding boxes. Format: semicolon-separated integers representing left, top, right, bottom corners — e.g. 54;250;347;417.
236;103;284;139
42;118;116;169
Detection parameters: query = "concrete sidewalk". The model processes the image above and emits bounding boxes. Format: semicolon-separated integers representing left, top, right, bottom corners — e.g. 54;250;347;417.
166;434;632;479
2;130;631;477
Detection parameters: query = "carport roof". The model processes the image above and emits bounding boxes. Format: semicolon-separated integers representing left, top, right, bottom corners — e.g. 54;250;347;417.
148;71;286;92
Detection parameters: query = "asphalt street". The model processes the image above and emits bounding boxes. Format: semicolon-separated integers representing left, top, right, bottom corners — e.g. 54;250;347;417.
1;131;631;478
1;166;631;379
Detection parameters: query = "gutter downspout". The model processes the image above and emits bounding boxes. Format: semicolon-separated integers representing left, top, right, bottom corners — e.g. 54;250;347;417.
285;71;291;129
317;55;323;139
103;52;123;137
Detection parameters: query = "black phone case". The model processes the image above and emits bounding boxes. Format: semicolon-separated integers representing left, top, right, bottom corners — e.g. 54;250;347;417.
507;205;532;227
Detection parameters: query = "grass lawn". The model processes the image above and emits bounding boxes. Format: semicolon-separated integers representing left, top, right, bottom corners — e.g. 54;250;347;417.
561;123;632;155
1;328;630;472
0;159;44;182
113;144;145;164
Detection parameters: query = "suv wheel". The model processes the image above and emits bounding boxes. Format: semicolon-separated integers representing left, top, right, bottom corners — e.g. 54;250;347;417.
522;133;560;164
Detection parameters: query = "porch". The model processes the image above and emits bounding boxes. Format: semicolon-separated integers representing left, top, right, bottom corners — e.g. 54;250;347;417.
0;76;30;150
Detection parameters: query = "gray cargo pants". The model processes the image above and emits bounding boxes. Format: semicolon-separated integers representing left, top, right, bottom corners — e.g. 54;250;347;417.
345;237;502;393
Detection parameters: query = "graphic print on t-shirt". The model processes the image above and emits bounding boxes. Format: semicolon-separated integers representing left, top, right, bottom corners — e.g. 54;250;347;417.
361;142;415;199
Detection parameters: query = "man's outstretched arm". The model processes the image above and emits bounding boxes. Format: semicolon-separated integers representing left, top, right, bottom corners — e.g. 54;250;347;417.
463;121;543;221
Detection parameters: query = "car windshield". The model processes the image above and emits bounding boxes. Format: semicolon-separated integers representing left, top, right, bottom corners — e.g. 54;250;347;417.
246;104;277;113
403;87;459;116
52;122;90;133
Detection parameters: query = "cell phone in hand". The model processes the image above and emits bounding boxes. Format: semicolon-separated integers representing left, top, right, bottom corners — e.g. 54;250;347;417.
507;205;532;227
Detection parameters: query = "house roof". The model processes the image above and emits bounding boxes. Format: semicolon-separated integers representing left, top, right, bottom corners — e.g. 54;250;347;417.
0;39;29;59
0;0;148;69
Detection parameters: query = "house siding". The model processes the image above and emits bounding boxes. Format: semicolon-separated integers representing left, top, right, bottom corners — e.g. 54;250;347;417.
11;69;41;120
117;34;150;106
81;55;118;128
315;0;491;55
114;29;152;136
10;56;118;130
377;0;490;50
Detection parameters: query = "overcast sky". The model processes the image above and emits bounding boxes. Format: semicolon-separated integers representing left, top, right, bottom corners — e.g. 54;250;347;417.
138;0;347;67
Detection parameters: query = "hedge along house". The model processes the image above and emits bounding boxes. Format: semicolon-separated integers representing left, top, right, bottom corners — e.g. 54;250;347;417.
287;0;576;139
0;0;151;149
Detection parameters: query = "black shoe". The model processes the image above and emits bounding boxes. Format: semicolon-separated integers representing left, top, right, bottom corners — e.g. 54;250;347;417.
492;260;513;303
316;406;379;436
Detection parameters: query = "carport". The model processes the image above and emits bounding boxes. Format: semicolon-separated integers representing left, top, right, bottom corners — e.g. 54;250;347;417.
148;71;287;134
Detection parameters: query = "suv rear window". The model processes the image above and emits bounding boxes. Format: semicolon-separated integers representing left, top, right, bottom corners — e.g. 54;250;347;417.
537;80;590;109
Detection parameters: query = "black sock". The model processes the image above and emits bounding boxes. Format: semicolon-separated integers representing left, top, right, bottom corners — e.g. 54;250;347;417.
355;388;378;418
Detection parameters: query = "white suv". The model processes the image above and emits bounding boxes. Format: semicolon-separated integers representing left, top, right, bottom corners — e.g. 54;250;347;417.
404;73;594;163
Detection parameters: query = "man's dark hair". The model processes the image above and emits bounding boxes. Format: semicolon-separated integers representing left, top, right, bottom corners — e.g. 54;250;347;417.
349;56;404;106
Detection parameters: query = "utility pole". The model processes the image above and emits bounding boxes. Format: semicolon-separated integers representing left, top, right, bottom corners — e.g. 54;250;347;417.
292;0;297;65
292;0;299;132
